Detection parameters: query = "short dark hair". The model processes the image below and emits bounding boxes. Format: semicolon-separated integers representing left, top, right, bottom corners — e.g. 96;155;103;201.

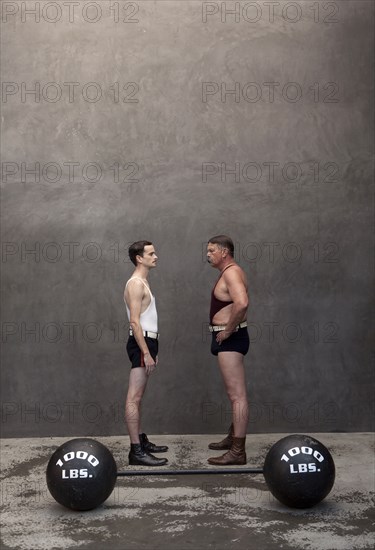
208;235;234;257
128;240;153;266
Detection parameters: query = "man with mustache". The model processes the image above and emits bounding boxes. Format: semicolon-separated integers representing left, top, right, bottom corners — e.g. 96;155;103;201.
206;235;250;465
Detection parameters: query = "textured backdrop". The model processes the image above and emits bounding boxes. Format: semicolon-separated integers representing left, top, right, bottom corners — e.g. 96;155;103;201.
1;0;373;437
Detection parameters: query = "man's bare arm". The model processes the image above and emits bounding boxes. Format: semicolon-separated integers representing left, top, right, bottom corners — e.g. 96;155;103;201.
221;269;249;335
125;280;151;357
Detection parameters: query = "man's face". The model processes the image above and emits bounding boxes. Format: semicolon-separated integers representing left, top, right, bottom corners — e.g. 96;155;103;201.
206;242;224;267
139;245;158;268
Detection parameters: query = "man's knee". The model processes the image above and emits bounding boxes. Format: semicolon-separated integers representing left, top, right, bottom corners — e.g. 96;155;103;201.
126;391;143;406
226;385;248;403
125;399;140;421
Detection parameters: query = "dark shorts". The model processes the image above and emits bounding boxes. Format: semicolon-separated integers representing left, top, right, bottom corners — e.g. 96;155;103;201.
211;327;250;356
126;336;158;369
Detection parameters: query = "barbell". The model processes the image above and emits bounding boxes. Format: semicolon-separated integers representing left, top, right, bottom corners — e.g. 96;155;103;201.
46;434;335;511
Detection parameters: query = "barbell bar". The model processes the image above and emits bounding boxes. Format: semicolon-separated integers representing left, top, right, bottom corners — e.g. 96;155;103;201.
117;467;264;477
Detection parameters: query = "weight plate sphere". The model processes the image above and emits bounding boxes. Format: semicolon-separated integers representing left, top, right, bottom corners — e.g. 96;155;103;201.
46;438;117;511
263;434;335;508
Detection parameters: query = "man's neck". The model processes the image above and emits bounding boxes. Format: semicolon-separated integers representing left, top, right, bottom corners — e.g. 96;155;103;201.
133;266;149;280
217;257;235;272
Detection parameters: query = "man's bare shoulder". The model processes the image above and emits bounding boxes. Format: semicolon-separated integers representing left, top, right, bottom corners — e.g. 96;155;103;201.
124;278;146;297
126;277;145;287
223;264;247;281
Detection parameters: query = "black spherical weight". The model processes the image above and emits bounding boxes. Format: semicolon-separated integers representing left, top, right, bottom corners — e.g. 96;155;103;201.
46;438;117;511
263;434;335;508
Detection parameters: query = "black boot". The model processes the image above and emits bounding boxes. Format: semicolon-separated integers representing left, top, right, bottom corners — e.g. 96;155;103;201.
128;443;168;466
140;433;168;453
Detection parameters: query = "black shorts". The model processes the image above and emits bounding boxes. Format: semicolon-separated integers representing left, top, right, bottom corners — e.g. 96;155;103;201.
126;336;158;369
211;327;250;356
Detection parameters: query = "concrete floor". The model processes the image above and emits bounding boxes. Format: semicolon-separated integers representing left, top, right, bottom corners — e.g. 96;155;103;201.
0;433;374;550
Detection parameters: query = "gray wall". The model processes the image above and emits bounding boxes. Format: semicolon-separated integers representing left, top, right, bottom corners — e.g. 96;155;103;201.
1;0;373;438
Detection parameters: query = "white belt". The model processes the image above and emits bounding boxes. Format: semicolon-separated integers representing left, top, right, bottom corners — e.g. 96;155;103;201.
129;329;159;340
209;321;248;333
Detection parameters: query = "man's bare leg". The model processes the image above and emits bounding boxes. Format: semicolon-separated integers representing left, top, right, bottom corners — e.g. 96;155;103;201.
125;368;148;444
217;351;249;437
125;368;168;466
207;351;248;465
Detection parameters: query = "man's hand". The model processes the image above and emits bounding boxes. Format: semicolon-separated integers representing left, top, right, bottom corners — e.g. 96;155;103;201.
144;352;156;375
216;330;233;345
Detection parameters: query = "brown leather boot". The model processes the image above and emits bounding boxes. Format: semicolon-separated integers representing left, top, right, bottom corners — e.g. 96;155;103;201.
207;437;247;465
208;424;234;450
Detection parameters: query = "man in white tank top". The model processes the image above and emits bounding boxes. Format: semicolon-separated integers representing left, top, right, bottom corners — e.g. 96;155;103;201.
124;241;168;466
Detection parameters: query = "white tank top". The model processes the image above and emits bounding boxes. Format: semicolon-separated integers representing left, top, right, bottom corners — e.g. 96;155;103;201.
125;277;158;333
